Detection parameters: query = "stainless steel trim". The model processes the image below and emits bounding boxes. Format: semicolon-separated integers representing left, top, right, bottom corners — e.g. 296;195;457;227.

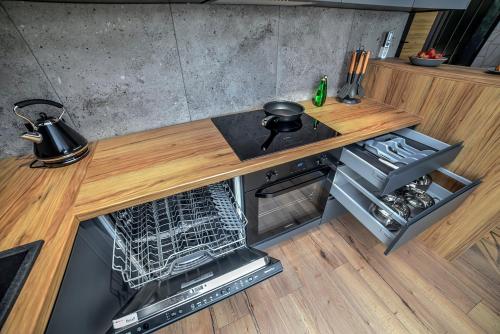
233;176;245;216
38;144;89;163
436;167;472;185
13;105;37;130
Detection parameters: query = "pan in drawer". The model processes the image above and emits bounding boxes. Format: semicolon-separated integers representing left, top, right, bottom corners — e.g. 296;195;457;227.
330;166;480;255
340;128;463;195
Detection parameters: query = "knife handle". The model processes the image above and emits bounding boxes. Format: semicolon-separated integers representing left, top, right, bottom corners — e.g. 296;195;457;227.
347;51;356;81
355;52;365;74
361;51;371;75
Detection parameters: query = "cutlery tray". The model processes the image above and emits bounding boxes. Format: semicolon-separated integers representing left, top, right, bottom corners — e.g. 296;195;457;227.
339;128;463;195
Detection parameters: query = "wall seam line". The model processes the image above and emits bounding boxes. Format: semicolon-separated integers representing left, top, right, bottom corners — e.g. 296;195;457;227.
169;4;191;122
275;5;281;98
1;3;78;127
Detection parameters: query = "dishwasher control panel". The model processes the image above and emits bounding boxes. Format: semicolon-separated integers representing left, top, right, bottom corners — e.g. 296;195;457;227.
115;258;282;334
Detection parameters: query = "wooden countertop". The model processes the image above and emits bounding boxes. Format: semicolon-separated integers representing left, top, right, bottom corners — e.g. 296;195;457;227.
0;97;421;333
372;58;500;87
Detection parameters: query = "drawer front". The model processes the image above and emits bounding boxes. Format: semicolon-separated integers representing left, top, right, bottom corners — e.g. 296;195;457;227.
331;166;480;254
385;184;477;253
340;128;463;195
331;183;396;245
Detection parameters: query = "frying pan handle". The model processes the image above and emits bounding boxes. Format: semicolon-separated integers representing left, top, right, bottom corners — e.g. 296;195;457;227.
261;115;279;127
261;129;278;151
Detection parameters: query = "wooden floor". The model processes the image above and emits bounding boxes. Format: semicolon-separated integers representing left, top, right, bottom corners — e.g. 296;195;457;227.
157;216;500;334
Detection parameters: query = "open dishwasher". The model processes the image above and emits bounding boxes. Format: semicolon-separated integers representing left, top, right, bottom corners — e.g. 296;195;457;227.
46;181;282;334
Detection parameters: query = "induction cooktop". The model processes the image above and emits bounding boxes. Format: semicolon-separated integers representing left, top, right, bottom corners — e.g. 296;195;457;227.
212;110;340;161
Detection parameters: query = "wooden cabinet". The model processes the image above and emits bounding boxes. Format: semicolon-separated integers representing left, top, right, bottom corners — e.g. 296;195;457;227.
363;59;500;260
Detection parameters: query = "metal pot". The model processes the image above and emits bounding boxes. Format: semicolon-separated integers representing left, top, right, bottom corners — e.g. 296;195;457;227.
14;99;89;168
261;101;305;127
369;194;410;232
401;187;435;210
410;174;433;191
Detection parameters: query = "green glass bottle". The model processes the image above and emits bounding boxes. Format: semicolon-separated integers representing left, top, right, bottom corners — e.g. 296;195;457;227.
313;75;328;107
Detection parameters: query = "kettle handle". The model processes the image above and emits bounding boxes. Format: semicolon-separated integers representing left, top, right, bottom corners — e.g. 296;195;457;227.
13;99;65;129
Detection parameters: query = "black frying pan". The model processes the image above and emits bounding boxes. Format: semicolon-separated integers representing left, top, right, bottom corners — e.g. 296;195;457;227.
261;101;305;127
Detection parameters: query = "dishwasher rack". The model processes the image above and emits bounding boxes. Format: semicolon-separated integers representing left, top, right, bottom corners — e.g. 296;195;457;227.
110;182;247;289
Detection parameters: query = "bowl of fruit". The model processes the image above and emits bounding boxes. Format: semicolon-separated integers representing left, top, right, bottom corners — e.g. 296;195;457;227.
410;48;447;67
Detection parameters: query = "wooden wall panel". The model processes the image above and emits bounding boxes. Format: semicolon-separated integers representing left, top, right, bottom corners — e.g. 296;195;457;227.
364;60;500;260
399;12;439;59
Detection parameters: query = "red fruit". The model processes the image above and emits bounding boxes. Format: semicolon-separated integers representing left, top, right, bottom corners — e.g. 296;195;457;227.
427;48;436;57
435;53;444;59
421;53;430;59
417;51;426;58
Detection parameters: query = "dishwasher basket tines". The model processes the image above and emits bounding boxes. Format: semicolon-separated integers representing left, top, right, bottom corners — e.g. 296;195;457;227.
110;182;247;289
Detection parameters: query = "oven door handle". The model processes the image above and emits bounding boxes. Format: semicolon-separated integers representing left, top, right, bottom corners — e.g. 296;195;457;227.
255;167;328;199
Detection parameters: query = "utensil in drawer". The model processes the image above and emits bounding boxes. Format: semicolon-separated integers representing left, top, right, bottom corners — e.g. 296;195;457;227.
369;194;410;232
391;137;435;156
377;157;402;169
384;140;427;159
364;140;417;165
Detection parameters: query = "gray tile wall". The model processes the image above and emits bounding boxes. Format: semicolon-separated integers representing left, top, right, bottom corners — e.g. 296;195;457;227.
0;2;408;158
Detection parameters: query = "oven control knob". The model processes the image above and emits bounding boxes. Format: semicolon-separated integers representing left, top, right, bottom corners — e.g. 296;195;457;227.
266;170;278;182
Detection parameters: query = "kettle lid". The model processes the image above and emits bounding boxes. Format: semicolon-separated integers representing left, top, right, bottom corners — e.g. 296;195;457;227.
35;112;59;126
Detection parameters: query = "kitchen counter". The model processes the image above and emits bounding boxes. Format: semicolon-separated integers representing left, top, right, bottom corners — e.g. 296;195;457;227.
0;97;420;333
370;58;500;87
364;59;500;260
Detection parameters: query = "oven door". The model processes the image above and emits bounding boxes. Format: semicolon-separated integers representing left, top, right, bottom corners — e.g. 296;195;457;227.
245;166;331;245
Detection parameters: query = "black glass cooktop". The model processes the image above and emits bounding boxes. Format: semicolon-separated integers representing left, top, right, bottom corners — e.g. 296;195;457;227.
212;110;340;161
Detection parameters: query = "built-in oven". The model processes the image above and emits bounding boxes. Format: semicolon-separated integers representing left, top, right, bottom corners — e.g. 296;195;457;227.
243;152;339;247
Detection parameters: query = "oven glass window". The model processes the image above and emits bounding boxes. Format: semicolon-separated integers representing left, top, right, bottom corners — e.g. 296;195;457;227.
257;180;325;234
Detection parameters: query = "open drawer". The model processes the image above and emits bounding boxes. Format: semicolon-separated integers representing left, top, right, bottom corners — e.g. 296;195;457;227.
330;165;480;254
339;128;463;195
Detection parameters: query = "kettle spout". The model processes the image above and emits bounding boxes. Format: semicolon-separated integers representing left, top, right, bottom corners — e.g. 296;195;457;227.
20;132;43;144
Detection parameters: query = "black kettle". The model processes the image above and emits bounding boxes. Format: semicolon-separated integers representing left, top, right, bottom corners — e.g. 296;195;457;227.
14;99;89;168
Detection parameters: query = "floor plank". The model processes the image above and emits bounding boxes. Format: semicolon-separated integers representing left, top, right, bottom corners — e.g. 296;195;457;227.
452;226;500;314
468;302;500;334
216;314;258;334
388;246;484;333
154;215;499;334
210;291;250;329
318;223;431;334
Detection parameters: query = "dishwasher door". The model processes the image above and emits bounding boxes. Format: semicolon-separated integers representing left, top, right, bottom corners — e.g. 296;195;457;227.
46;219;135;334
47;181;282;334
46;219;281;334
